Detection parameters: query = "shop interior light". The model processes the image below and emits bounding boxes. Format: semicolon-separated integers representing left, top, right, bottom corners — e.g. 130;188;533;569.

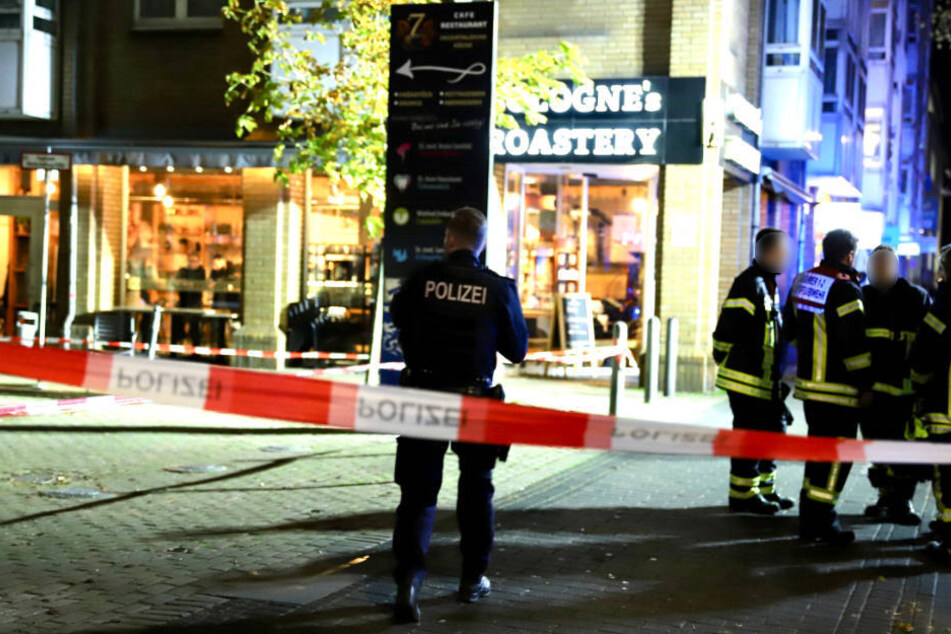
540;194;557;211
631;198;649;214
45;182;56;196
139;165;147;172
166;165;175;172
153;183;167;198
162;195;174;209
224;166;233;173
195;166;204;173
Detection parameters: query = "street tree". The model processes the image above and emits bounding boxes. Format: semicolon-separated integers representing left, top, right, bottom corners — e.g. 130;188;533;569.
223;0;587;234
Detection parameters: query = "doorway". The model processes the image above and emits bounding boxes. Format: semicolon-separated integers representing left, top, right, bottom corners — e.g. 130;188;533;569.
502;164;660;349
0;196;46;336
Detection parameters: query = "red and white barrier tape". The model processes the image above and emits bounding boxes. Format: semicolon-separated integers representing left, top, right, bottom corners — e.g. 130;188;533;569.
0;343;948;464
0;395;147;418
0;337;369;361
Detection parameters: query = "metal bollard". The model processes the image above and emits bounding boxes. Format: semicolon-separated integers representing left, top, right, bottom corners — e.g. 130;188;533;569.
664;317;678;397
609;321;628;416
644;316;660;403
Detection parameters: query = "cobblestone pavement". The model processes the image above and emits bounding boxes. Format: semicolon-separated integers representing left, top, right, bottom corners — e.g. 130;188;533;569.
0;372;948;633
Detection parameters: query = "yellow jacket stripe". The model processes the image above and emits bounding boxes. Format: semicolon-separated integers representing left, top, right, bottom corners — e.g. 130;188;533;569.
872;381;913;396
836;299;864;318
843;352;872;371
865;328;893;339
715;377;772;399
924;312;947;334
717;366;773;388
723;298;756;316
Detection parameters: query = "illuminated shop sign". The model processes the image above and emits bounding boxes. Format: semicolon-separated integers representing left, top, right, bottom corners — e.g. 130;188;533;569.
493;77;705;165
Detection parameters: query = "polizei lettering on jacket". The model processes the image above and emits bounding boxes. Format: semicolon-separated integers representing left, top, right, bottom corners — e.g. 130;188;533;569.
424;280;488;304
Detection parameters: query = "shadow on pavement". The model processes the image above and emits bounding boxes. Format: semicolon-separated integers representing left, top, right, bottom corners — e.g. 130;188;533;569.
125;505;941;633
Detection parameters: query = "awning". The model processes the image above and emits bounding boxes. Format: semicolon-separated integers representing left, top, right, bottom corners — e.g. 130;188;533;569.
0;137;291;169
761;167;815;206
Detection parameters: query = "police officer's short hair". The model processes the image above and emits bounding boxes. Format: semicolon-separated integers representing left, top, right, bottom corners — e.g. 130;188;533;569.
823;229;859;264
871;244;895;255
447;207;487;250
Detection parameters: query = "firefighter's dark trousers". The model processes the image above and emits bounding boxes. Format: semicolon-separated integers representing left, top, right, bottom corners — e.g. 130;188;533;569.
800;400;860;529
727;391;786;500
860;393;920;503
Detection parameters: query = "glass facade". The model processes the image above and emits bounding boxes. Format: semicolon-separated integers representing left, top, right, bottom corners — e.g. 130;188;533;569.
503;165;657;348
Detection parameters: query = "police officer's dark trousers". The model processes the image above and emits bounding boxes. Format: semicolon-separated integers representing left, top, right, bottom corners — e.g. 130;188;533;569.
800;401;860;528
393;438;500;585
727;392;785;500
860;394;918;503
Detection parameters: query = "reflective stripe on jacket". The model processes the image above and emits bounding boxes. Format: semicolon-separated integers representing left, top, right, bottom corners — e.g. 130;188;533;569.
783;262;872;408
712;263;781;400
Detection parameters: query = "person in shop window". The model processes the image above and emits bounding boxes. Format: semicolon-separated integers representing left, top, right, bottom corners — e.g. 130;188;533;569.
210;253;240;348
172;252;206;346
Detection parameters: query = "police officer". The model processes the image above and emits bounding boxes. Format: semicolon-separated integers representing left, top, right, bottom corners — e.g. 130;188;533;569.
861;245;931;525
389;207;529;623
909;245;951;563
784;229;873;545
713;228;794;515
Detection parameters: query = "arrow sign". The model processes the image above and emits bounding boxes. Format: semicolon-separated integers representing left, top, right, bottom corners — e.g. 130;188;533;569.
396;59;487;84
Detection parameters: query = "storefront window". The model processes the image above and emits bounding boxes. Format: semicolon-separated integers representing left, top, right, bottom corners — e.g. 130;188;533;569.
504;166;656;348
126;168;243;313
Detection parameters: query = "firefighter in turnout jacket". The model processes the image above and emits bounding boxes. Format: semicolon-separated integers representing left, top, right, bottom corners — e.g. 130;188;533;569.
861;245;931;525
713;228;794;515
909;245;951;562
783;229;873;545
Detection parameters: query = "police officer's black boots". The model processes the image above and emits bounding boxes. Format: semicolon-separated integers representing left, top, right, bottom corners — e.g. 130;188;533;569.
458;575;491;603
394;578;421;624
729;493;780;515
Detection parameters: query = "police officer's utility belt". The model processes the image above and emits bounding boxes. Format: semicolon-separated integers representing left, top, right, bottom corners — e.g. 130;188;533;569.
400;368;502;399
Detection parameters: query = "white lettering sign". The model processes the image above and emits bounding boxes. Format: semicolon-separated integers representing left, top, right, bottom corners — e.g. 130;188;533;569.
492;126;663;159
424;280;488;304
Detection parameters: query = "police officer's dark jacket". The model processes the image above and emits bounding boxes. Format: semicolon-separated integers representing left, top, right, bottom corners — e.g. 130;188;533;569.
782;260;872;407
910;282;951;433
863;278;931;397
391;249;529;385
712;261;782;400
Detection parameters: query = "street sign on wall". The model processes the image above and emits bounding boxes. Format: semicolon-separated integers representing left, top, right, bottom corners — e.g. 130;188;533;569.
20;152;71;171
379;2;498;379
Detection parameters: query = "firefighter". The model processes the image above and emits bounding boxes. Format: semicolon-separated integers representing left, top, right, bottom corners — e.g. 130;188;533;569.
861;245;931;525
784;229;873;545
713;228;793;515
909;245;951;562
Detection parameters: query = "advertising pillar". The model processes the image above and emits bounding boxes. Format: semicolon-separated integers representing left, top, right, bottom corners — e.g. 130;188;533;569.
378;2;498;384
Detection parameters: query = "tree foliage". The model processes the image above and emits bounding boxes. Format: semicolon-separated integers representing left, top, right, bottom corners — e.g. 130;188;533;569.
223;0;587;214
936;0;951;48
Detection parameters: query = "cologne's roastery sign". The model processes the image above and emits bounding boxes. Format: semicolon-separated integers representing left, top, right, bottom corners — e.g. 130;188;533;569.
493;77;706;165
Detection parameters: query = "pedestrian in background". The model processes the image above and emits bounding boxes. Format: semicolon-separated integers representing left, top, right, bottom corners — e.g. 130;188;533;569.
784;229;872;545
389;207;529;623
712;228;794;515
861;245;931;525
909;245;951;563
